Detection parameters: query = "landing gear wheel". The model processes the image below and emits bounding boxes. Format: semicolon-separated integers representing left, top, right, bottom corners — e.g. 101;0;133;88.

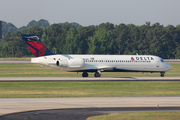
160;72;165;77
82;72;88;77
94;72;101;77
161;74;164;77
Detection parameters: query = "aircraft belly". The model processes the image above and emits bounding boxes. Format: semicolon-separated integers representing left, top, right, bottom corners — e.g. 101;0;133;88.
49;64;95;72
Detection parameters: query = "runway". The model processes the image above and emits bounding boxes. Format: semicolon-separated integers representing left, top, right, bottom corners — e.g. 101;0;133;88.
0;76;180;82
0;77;180;119
0;59;30;64
0;97;180;117
1;107;180;120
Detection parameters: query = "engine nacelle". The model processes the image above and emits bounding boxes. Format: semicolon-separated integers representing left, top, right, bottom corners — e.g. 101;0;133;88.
56;59;68;67
56;58;85;68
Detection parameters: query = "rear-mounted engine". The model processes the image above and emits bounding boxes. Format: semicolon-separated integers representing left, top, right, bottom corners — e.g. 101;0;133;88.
56;58;85;68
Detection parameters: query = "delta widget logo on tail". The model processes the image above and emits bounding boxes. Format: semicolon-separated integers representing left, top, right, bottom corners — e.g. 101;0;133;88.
131;57;154;61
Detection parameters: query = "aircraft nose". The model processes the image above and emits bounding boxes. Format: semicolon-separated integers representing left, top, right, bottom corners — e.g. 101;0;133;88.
167;64;172;71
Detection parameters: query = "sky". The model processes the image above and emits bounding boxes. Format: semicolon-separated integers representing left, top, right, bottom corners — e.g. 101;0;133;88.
1;0;180;28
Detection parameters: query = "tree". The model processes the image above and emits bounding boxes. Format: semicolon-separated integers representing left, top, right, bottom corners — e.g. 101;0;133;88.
88;28;113;54
2;22;180;58
64;27;80;54
77;26;95;54
113;24;128;54
45;24;63;53
175;46;180;59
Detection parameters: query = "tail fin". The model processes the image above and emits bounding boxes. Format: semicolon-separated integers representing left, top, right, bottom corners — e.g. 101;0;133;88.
21;34;55;57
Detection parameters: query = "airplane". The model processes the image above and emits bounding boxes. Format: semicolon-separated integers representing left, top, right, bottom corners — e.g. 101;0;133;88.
21;34;172;77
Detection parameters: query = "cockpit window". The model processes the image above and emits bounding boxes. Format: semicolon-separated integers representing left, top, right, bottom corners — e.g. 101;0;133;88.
161;59;164;62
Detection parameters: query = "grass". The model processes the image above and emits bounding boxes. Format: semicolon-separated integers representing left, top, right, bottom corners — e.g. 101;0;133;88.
0;57;32;59
0;81;180;97
0;63;179;119
0;63;179;77
87;112;180;120
0;63;180;97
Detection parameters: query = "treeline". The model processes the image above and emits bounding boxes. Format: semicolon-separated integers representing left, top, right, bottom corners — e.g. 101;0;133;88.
1;22;180;59
2;19;82;37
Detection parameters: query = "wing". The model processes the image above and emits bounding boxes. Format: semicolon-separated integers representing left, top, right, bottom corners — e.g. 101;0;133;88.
96;66;116;71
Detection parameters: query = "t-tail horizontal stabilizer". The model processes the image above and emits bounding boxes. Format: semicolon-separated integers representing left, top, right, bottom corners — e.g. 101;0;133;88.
21;34;55;57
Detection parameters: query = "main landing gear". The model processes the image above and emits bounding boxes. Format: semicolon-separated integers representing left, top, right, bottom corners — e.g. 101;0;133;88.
94;70;101;77
94;72;101;77
82;71;102;77
82;72;88;77
160;72;165;77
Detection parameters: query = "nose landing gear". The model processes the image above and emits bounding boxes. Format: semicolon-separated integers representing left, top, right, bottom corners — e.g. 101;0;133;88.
160;72;165;77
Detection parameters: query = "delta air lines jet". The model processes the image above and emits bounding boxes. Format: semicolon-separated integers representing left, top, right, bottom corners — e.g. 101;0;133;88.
21;34;172;77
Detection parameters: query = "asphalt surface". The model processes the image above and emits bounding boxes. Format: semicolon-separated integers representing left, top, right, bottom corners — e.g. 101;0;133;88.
0;75;180;120
0;77;180;82
1;107;180;120
0;59;30;64
1;97;180;118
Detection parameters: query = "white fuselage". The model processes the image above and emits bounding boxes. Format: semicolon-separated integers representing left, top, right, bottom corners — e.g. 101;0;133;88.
31;54;172;73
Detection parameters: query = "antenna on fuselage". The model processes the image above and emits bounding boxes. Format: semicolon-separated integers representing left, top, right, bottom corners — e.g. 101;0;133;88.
136;53;138;55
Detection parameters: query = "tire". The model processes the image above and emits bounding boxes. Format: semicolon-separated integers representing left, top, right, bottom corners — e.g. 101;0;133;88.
94;72;101;77
82;72;88;77
161;74;164;77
